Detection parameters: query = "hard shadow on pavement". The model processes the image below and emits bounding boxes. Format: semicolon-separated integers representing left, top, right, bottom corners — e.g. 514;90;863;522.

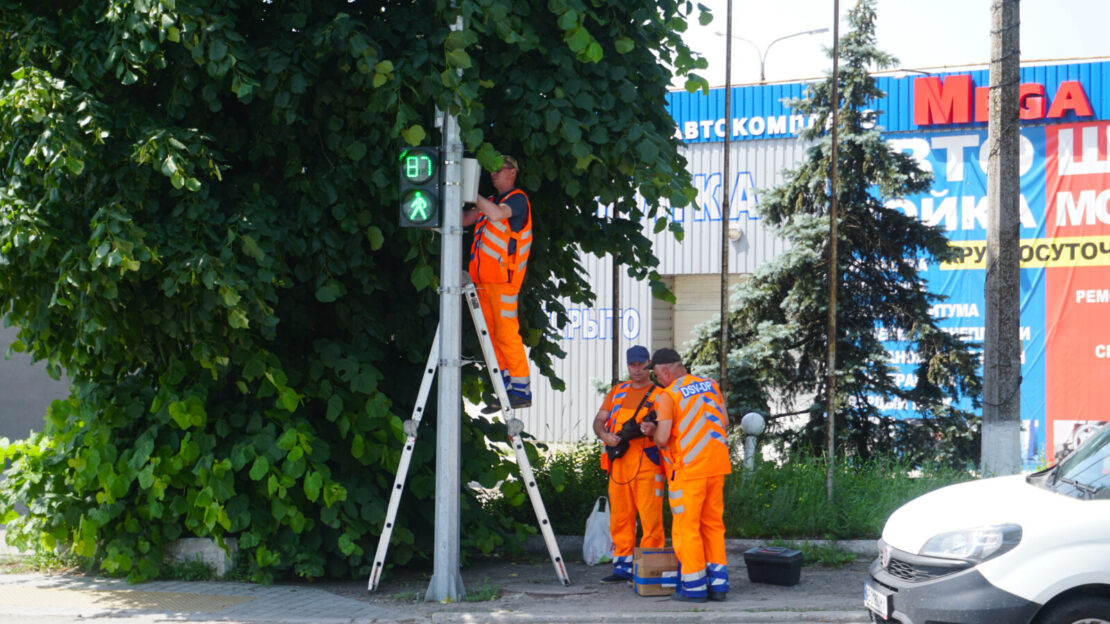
324;551;874;622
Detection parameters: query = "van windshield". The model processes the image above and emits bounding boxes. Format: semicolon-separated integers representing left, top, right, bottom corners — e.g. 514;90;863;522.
1053;423;1110;499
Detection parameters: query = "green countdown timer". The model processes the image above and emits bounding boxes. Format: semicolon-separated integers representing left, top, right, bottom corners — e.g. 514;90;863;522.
398;147;440;228
401;189;433;224
402;153;435;185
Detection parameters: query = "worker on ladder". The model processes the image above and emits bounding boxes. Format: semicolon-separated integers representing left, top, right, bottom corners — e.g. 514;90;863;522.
463;154;532;410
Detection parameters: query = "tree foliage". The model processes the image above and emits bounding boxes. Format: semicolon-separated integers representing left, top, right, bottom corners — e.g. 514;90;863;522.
0;0;707;581
686;0;981;466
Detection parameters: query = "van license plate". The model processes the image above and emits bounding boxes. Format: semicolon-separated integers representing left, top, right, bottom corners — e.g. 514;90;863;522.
864;581;891;619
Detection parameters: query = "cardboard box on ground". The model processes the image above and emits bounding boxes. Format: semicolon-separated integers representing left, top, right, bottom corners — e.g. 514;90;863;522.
632;547;677;596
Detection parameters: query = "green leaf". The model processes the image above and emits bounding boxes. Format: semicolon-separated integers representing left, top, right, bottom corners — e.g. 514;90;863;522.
303;471;323;502
337;532;356;556
220;287;241;307
326;395;343;422
241;235;265;261
614;37;635;54
365;226;384;251
249;456;270;481
566;27;590;53
315;283;341;303
168;401;191;428
277;429;298;451
278;387;300;412
410;265;434;291
229;310;250;328
557;9;579;30
447;48;471;69
138;464;155;489
586;42;603;63
323;483;347;507
210;39;228;62
161;155;178;177
345;141;366;161
401;125;426;146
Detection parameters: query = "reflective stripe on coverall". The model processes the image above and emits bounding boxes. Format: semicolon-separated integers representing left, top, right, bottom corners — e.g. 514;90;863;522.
600;382;664;578
468;189;532;395
660;374;731;598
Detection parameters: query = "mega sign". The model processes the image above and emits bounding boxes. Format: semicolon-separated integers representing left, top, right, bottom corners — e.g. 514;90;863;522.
914;75;1095;126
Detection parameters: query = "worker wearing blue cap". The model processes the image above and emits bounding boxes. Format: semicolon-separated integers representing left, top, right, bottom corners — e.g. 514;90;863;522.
591;345;665;583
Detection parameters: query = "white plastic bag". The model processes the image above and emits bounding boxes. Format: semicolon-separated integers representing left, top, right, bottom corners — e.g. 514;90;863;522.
582;496;614;566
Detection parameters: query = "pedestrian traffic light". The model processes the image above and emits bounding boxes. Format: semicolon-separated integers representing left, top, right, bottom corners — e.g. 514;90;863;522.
398;147;441;228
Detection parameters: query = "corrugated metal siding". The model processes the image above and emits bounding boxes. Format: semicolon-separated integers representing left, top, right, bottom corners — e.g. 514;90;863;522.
672;274;746;352
523;251;655;443
528;140;806;442
653;139;807;275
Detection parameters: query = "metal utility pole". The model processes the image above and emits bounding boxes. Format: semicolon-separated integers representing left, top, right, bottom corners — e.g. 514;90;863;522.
612;257;620;386
982;0;1022;476
426;15;466;604
719;0;733;395
825;0;840;503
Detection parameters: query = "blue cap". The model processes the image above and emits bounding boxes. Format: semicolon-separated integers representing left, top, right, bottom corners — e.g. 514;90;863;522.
626;345;650;364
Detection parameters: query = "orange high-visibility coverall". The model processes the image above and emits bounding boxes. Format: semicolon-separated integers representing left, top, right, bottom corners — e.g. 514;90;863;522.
599;382;665;578
467;189;532;398
656;374;731;599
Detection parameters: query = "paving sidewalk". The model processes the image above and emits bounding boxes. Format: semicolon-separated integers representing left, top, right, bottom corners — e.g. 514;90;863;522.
0;539;877;623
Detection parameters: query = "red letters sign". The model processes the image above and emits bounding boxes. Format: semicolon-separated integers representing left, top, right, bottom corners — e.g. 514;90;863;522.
914;76;1094;126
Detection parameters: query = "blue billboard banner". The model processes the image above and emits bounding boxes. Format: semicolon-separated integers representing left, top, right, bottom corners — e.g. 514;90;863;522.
668;60;1110;143
665;59;1110;468
883;127;1049;467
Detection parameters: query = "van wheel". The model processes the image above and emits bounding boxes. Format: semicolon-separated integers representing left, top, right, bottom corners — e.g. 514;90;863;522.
1038;596;1110;624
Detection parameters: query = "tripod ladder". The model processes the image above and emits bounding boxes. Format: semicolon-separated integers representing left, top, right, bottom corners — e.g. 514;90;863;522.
368;281;570;591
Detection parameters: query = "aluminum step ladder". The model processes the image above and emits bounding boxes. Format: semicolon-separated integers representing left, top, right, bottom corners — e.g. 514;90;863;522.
368;280;570;591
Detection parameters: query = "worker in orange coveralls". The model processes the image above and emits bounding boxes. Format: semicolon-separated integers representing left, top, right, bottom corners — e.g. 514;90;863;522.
463;155;532;410
641;348;731;603
591;345;665;584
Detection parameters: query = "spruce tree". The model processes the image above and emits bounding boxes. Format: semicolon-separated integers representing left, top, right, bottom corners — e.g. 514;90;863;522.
687;0;981;464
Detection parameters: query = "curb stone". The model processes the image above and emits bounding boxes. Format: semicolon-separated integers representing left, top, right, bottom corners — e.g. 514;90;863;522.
525;535;878;560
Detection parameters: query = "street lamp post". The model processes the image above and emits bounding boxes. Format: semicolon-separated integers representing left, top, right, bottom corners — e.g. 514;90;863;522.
720;27;829;83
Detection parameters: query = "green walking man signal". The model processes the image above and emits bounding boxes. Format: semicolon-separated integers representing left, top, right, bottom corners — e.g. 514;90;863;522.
399;147;442;228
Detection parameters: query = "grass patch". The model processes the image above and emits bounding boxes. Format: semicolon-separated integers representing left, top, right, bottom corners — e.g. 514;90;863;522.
393;588;421;601
726;454;974;539
0;551;81;575
462;577;500;601
159;556;216;582
484;442;975;541
486;442;608;536
768;539;859;568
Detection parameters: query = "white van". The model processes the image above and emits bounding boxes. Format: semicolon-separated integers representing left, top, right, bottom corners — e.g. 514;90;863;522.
865;423;1110;624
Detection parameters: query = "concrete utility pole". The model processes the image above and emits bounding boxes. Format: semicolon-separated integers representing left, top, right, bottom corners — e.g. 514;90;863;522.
982;0;1022;476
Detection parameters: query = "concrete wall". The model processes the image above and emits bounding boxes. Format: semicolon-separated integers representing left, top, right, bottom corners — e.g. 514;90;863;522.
0;324;68;443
